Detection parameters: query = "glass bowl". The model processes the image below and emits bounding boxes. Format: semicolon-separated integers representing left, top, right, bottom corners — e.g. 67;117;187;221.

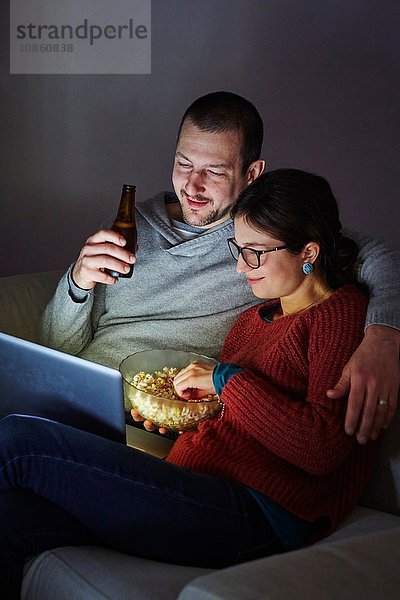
119;349;222;432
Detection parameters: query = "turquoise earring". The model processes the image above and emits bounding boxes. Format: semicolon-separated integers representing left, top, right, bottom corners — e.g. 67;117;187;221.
302;262;314;275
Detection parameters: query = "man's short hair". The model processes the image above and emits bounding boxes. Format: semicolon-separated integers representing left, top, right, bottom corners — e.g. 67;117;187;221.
177;91;264;174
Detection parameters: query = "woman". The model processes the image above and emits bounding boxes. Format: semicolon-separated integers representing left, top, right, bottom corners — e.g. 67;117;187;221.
172;168;378;548
0;170;377;599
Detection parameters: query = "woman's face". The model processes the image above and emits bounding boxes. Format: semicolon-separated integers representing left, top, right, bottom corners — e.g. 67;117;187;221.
233;216;306;299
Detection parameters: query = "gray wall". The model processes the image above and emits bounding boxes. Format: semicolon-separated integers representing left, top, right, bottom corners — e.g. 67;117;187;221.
1;0;399;277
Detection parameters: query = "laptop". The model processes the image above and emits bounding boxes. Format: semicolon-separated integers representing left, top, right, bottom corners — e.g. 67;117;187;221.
0;332;173;458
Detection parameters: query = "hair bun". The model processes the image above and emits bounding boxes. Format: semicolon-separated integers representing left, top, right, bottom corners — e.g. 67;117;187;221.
326;234;359;287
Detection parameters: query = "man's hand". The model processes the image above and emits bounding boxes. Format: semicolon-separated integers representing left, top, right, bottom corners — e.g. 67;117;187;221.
327;325;400;444
72;229;136;290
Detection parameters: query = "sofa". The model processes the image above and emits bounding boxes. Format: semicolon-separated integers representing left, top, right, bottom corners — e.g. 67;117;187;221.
0;270;400;600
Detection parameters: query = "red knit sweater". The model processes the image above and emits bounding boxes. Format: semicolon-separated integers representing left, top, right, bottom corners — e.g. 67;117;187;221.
167;285;378;531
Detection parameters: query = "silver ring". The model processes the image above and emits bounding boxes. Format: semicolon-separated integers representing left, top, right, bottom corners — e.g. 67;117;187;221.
378;399;388;407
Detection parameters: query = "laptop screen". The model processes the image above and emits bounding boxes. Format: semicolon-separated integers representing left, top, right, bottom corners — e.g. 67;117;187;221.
0;333;125;443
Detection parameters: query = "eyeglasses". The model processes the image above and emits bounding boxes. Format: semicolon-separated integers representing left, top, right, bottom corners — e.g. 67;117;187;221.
227;238;288;269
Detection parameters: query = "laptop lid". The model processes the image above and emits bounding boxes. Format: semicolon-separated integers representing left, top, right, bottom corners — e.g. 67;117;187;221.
0;332;126;443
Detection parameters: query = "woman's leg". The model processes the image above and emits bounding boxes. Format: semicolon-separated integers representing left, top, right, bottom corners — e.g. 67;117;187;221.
0;489;99;599
0;415;281;594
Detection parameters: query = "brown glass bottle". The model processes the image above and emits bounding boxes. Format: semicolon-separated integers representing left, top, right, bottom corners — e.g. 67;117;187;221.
106;184;137;278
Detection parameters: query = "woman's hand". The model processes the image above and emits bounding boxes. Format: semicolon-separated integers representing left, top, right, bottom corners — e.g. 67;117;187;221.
173;360;216;399
130;409;168;435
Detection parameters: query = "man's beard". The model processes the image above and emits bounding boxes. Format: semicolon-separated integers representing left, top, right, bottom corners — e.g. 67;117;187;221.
179;195;232;227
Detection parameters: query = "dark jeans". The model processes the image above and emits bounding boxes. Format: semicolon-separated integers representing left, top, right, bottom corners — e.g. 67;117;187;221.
0;415;282;599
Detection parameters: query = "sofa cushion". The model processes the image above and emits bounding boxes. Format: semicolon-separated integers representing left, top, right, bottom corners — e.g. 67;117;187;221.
21;546;212;600
22;506;400;600
320;505;400;543
178;527;400;600
0;270;63;343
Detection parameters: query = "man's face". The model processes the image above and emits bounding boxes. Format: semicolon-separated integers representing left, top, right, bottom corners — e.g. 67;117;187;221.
172;120;248;228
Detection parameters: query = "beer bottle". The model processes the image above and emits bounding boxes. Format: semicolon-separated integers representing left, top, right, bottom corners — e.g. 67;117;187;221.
106;184;137;278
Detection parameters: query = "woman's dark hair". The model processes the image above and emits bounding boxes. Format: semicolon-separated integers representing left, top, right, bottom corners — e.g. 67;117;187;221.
231;169;360;289
177;91;263;174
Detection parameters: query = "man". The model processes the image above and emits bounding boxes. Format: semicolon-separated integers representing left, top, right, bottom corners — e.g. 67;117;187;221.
41;91;400;443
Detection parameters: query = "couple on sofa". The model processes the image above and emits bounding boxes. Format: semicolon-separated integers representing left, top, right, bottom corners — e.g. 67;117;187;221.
0;92;398;599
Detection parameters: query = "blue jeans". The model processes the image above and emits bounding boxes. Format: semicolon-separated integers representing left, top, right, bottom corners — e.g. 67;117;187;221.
0;415;282;598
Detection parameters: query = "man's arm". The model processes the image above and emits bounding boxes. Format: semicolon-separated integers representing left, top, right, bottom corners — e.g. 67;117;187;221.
40;266;97;355
328;230;400;443
41;229;136;355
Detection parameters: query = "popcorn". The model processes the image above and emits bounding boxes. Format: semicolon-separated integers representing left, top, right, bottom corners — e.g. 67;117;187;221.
132;367;180;400
124;366;221;431
131;367;217;402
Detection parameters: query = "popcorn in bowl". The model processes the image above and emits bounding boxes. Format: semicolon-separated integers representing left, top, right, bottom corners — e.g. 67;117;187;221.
119;350;222;432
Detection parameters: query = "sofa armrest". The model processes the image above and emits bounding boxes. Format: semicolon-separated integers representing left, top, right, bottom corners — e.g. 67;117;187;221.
0;270;63;343
178;527;400;600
